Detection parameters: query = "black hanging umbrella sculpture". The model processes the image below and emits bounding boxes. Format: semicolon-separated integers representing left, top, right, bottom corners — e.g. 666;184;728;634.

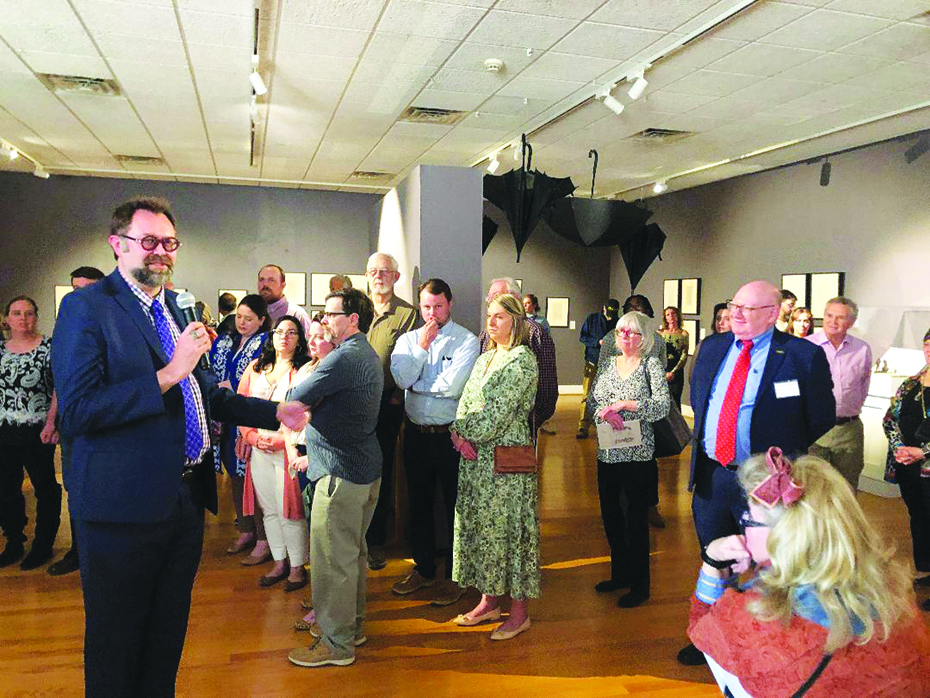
544;149;654;247
482;215;499;253
483;134;575;261
618;222;666;292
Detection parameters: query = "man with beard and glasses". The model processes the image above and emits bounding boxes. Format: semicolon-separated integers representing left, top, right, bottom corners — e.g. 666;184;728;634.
258;264;312;336
52;196;310;697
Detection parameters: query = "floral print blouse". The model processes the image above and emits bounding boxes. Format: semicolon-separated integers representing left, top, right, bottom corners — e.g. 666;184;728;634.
0;336;54;429
883;367;930;481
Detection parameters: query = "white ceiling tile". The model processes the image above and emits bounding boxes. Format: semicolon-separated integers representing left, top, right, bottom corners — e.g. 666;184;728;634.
781;82;875;113
341;79;420;114
1;19;98;56
648;91;740;116
779;51;894;82
445;42;538;74
364;32;458;66
378;0;486;40
552;22;664;60
592;0;723;31
908;49;930;65
278;23;370;58
17;51;111;78
187;43;251;72
705;43;822;77
468;10;578;49
521;51;619;82
660;36;747;70
492;0;605;20
73;1;181;43
412;89;486;110
272;51;357;83
662;69;759;96
58;93;159;155
176;0;255;15
684;96;768;120
655;112;729;133
845;61;930;92
431;67;506;94
108;60;195;100
864;89;930;113
727;76;826;105
708;1;814;41
497;74;586;101
94;34;187;65
178;10;255;48
469;112;526;131
387;121;453;140
837;22;930;60
352;57;435;87
281;0;386;29
824;0;930;21
479;94;551;115
761;9;893;51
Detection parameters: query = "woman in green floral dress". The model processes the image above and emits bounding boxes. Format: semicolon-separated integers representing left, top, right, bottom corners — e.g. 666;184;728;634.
450;293;539;641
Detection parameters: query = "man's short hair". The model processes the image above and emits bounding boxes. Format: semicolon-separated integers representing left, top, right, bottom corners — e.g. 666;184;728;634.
217;292;237;315
418;278;453;302
622;294;654;319
489;277;520;295
367;252;399;273
327;288;375;333
826;296;858;321
70;266;105;281
259;264;285;282
329;274;353;289
780;289;798;302
110;197;175;238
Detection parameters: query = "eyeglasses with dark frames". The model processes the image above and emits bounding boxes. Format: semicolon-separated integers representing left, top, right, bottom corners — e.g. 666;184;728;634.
118;234;182;252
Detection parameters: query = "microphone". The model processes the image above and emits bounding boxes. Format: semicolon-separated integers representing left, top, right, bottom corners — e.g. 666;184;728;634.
176;292;211;372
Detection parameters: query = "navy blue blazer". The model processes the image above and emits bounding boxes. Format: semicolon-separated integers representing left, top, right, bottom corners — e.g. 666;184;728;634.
688;329;835;490
52;270;280;524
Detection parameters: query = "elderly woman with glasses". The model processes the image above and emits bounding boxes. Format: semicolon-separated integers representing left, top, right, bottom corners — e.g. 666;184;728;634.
236;316;313;592
689;448;930;696
589;310;670;608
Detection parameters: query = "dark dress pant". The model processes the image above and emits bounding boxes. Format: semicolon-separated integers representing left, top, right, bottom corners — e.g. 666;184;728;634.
0;437;61;549
366;391;404;547
896;462;930;573
404;426;460;579
690;448;748;549
596;459;654;594
77;481;204;698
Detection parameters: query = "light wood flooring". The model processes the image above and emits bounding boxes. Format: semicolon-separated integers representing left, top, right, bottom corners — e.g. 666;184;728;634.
2;396;926;696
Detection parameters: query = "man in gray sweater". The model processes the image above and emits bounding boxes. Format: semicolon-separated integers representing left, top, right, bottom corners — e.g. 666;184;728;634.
286;288;383;668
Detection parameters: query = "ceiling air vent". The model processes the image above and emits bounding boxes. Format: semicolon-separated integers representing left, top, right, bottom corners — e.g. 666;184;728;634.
115;155;165;166
626;128;694;143
37;73;121;97
399;106;468;126
351;171;393;180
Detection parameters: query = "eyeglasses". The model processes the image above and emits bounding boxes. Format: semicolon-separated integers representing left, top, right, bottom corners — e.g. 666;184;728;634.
118;234;182;252
322;311;346;319
616;329;642;339
727;302;775;314
367;268;395;277
273;329;299;338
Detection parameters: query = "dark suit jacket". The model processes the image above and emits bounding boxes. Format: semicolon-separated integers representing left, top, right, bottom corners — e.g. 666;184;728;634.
52;270;279;524
688;329;835;490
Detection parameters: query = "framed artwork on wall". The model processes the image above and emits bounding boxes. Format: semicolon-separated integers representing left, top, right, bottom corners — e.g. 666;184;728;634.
348;274;368;294
682;319;699;355
218;289;248;306
546;297;570;328
680;278;701;315
781;274;807;307
810;272;844;319
54;285;72;315
285;272;307;306
663;279;680;310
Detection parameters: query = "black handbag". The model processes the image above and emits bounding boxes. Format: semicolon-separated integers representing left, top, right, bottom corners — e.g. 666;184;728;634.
644;362;692;458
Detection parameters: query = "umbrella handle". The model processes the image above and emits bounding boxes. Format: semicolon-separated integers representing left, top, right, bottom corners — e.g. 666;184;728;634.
588;149;598;198
522;133;533;171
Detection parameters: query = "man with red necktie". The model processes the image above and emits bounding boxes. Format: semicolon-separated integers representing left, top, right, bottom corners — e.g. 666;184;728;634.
677;279;835;666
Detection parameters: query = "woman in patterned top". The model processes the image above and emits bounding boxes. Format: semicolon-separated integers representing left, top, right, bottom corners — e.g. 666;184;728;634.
208;294;271;560
660;306;689;409
0;296;61;570
589;311;670;608
450;292;539;641
883;327;930;608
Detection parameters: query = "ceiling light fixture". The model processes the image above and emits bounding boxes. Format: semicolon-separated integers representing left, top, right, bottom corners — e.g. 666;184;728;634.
819;159;831;187
653;180;668;194
487;155;501;174
627;70;649;101
512;144;521;161
596;85;624;116
249;70;267;96
2;144;17;160
33;164;50;179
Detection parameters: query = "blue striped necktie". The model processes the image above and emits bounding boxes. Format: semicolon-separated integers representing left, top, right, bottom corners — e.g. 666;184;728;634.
151;298;204;461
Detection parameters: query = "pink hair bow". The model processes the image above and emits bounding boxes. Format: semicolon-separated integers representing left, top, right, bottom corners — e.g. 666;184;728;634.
750;447;804;509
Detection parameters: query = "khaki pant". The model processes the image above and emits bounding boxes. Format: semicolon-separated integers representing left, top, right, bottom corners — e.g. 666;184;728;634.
310;474;381;655
809;418;864;492
578;361;598;433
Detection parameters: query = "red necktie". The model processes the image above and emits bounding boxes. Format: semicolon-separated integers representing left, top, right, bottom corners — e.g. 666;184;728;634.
715;340;754;466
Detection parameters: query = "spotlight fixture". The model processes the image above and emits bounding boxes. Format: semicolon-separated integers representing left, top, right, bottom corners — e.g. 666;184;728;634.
627;71;648;101
249;70;267;96
905;136;929;164
596;85;624;115
512;144;521;161
1;144;17;160
653;180;668;194
33;164;50;179
487;156;500;174
820;159;831;187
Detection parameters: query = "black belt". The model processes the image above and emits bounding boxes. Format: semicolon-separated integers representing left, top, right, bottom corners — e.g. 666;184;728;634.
405;418;451;434
835;415;859;425
701;450;739;472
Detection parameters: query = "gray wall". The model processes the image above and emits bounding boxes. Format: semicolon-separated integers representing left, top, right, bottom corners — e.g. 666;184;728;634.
0;173;378;334
610;136;930;405
483;208;612;385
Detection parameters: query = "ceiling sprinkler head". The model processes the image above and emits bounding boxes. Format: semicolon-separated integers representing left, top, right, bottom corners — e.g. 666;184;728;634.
484;58;504;73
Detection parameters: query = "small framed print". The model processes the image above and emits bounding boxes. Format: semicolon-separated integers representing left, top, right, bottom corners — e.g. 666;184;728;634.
680;278;701;315
285;272;307;306
809;272;844;319
546;297;570;328
682;319;699;355
663;279;680;310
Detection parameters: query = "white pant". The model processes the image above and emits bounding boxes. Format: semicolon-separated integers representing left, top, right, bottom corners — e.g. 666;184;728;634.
251;450;307;567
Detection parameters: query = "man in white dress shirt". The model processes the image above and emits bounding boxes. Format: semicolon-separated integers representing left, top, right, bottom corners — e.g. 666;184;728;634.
389;278;480;606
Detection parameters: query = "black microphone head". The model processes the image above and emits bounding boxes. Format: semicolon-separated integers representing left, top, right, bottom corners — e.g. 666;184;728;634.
176;291;196;310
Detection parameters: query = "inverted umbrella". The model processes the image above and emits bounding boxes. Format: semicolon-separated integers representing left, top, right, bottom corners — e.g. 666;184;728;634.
483;134;575;262
618;222;666;292
482;215;499;254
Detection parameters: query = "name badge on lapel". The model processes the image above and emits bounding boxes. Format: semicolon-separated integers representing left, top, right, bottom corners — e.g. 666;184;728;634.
774;380;800;399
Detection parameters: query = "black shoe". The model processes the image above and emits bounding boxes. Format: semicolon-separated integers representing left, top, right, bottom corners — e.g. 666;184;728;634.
367;549;387;571
677;642;708;666
914;574;930;588
20;546;54;571
0;543;25;568
921;598;930;612
594;579;630;593
48;550;80;576
616;590;649;608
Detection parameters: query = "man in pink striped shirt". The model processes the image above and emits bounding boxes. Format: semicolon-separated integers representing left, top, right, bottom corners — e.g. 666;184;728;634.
807;296;872;491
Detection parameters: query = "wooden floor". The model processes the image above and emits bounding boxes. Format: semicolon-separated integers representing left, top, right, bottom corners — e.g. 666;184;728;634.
3;397;927;696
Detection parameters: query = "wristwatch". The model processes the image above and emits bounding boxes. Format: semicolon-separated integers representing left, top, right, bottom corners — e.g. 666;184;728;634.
701;547;736;570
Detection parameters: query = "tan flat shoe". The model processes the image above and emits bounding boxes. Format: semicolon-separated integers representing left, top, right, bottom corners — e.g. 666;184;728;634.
490;617;531;641
241;550;273;567
452;607;501;626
